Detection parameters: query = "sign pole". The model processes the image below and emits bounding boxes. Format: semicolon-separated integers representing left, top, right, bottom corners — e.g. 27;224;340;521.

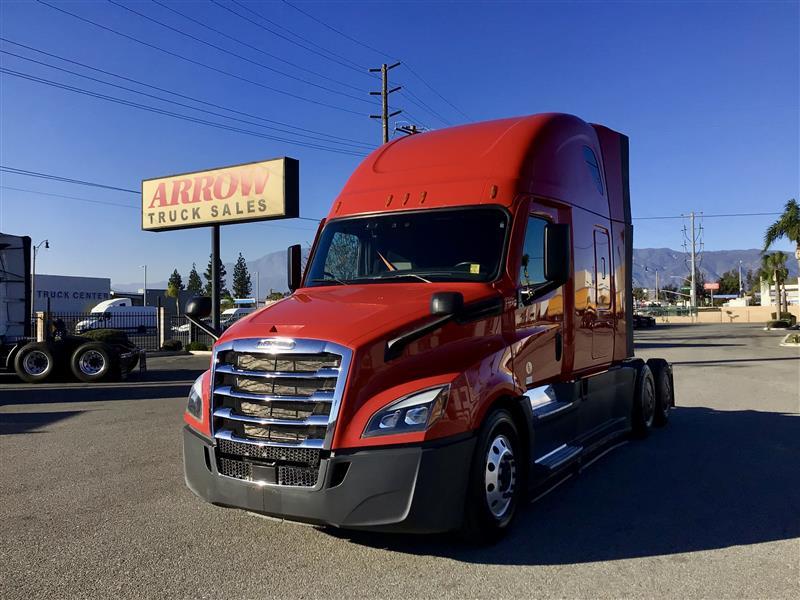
211;224;220;332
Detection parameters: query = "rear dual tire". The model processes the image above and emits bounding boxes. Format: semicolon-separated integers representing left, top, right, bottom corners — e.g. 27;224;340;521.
632;360;674;438
14;342;57;383
70;342;117;383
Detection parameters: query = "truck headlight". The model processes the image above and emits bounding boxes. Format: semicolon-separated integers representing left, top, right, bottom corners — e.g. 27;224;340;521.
186;374;204;419
363;385;449;437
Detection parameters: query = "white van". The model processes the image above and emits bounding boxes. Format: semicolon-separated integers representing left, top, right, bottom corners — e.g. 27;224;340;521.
75;298;157;334
220;307;255;329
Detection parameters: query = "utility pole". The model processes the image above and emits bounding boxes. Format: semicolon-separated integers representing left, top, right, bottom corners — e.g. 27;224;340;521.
370;62;401;144
655;269;659;303
396;124;420;136
140;264;148;306
682;211;703;311
689;211;697;309
738;260;743;297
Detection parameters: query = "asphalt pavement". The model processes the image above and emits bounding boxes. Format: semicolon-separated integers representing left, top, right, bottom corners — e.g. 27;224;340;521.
1;325;798;599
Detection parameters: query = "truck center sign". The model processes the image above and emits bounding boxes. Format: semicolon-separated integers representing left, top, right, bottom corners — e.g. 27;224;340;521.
141;157;299;231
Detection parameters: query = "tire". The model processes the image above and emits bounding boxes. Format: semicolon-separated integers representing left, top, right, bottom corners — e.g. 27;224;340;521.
14;342;57;383
631;364;656;439
647;358;674;427
70;342;117;383
460;408;524;544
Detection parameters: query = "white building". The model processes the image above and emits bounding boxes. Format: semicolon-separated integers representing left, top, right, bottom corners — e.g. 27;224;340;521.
33;274;111;312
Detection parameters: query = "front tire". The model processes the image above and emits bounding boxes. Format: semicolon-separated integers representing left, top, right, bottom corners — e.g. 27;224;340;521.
70;342;117;383
14;342;57;383
461;408;523;544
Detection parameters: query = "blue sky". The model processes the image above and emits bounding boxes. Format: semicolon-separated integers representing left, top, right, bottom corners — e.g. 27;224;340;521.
1;0;797;285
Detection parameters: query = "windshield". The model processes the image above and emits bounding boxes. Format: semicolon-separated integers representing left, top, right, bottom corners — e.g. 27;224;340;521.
306;208;509;286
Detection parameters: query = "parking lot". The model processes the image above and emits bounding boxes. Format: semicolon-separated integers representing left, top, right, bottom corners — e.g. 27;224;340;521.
1;324;798;599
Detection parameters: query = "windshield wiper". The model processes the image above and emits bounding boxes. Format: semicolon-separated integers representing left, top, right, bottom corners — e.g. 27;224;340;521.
365;273;432;283
309;277;349;286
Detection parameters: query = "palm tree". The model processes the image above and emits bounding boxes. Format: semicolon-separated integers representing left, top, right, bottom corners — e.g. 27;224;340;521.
764;198;800;294
760;252;789;314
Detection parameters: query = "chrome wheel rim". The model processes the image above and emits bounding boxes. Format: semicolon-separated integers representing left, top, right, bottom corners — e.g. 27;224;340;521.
79;350;106;376
23;350;49;376
485;434;516;519
643;376;656;427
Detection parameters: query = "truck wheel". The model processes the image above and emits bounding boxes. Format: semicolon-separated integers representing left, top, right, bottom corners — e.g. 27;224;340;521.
631;364;656;439
461;408;523;544
14;342;57;383
70;342;117;383
647;359;674;427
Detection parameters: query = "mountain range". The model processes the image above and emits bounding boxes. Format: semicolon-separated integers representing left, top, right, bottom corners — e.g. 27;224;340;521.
114;247;798;294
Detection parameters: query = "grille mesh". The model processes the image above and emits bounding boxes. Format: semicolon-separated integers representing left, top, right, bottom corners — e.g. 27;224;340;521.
219;457;252;481
278;465;318;487
217;438;320;465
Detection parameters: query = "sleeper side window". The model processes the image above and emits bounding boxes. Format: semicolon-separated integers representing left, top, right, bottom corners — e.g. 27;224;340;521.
583;146;604;195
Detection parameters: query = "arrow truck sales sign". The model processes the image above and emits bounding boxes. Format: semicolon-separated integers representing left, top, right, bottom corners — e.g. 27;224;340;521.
142;157;299;231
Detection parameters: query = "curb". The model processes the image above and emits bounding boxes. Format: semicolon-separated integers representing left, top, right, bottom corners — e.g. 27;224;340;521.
189;350;213;356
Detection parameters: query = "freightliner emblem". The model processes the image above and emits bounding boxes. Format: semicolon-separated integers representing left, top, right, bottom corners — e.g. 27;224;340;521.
256;338;296;352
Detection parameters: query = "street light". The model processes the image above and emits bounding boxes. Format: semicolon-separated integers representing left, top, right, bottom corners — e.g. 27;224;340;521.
31;239;49;323
140;264;147;306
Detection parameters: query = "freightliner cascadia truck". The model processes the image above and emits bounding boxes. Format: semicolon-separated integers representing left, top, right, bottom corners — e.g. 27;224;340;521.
182;113;674;540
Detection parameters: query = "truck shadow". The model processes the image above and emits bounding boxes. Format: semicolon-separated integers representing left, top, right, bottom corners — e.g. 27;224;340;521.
329;407;800;564
0;379;196;406
0;410;83;435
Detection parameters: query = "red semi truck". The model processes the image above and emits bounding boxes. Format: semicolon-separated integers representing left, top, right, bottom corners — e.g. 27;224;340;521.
182;113;674;540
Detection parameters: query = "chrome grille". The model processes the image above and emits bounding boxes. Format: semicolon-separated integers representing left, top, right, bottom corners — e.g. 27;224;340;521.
210;338;351;488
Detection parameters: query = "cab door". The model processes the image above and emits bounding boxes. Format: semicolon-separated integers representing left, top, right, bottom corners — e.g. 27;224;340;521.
512;208;577;461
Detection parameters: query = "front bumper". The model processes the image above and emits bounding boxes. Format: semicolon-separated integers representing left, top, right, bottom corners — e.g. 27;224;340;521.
183;426;475;533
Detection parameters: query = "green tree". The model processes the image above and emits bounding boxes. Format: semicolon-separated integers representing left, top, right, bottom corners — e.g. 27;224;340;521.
633;287;647;302
716;269;740;295
760;251;789;314
186;263;203;294
203;254;230;298
166;269;184;314
231;253;252;299
764;198;800;287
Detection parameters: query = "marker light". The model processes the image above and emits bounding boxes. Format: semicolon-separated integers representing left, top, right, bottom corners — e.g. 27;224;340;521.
363;385;449;438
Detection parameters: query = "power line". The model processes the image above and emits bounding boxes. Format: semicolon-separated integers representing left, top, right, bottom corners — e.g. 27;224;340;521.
35;0;366;117
0;48;372;152
151;0;366;94
281;0;471;122
0;37;372;148
0;67;368;156
0;185;321;231
0;185;138;209
223;0;370;75
106;0;373;107
633;211;782;220
0;166;139;194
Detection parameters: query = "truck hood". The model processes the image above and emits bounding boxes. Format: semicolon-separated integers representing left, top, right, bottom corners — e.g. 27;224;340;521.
220;283;497;348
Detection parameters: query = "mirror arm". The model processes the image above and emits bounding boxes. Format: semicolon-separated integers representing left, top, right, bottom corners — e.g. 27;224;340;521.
186;315;221;342
384;314;453;362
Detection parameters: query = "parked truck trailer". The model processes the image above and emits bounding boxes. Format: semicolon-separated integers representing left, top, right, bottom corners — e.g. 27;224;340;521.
182;113;674;540
0;233;144;383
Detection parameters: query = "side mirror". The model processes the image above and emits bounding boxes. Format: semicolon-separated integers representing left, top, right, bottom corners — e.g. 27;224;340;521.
430;291;464;316
544;223;570;285
185;296;212;319
287;244;302;292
